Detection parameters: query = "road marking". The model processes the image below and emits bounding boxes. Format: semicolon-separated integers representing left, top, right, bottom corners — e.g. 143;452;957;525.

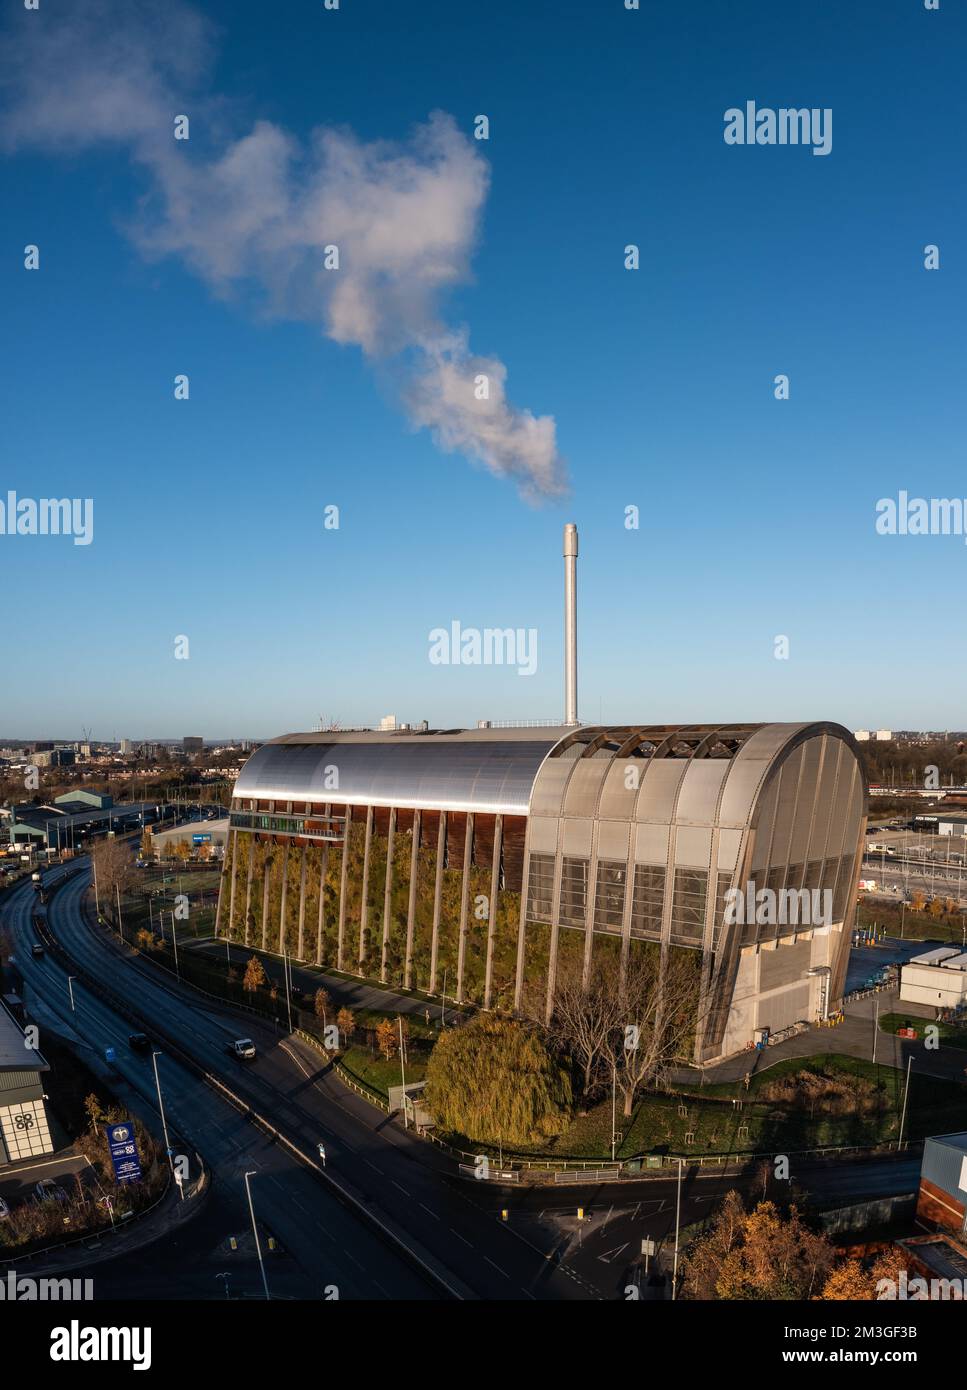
392;1180;410;1196
449;1227;472;1246
419;1202;440;1221
483;1256;508;1278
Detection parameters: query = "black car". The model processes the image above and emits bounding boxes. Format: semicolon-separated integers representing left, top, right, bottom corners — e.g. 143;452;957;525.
31;943;45;958
128;1032;152;1053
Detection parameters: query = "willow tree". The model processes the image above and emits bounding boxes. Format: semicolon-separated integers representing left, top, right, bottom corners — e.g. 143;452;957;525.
423;1015;571;1146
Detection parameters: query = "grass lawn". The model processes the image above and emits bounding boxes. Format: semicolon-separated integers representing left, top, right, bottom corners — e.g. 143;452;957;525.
879;1012;967;1050
450;1054;967;1163
338;1039;431;1096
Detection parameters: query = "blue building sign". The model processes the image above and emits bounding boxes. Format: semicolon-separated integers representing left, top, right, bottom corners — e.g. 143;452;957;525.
192;833;212;845
105;1121;142;1184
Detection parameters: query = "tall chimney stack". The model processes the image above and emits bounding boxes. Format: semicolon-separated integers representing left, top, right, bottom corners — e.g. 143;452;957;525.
563;523;579;726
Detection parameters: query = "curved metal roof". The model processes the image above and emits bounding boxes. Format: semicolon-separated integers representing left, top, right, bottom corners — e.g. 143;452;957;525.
232;722;863;821
232;728;571;816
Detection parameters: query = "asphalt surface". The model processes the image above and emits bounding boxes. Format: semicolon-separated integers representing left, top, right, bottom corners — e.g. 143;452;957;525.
2;873;436;1301
3;864;927;1301
13;866;595;1300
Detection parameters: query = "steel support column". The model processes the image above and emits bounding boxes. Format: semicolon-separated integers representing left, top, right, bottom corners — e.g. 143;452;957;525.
428;812;447;994
483;814;502;1010
455;814;474;1004
336;807;352;971
403;810;421;991
358;805;374;971
296;845;307;960
380;808;397;984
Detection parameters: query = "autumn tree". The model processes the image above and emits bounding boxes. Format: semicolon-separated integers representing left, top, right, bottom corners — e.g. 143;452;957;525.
336;1007;355;1046
375;1017;398;1061
681;1191;835;1300
314;988;331;1026
243;955;266;993
423;1015;572;1146
819;1246;907;1301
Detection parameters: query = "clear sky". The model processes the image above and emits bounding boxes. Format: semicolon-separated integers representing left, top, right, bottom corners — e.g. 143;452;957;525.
1;0;963;740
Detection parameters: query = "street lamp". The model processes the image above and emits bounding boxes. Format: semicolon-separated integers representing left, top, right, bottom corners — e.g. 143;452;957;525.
243;1170;270;1301
151;1051;183;1201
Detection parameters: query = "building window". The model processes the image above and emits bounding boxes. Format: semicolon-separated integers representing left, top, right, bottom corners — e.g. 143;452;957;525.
630;864;665;940
559;857;588;927
593;860;626;934
712;870;732;946
670;867;707;944
526;853;555;923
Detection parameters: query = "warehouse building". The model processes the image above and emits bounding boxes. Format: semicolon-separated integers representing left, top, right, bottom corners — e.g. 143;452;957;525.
916;1132;967;1237
219;528;867;1063
900;948;967;1011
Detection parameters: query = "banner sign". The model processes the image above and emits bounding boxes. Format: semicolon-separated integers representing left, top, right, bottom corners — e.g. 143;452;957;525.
105;1120;142;1184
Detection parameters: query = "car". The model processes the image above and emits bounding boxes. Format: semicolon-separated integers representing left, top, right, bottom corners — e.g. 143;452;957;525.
34;1179;68;1204
128;1032;152;1053
228;1038;256;1060
31;943;45;958
0;1197;10;1220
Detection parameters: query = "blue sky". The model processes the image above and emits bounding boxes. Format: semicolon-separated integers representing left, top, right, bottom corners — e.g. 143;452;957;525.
1;0;964;740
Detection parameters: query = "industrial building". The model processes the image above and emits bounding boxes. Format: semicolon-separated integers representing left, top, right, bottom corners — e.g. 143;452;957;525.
217;526;868;1064
0;1000;53;1167
915;1133;967;1237
900;948;967;1011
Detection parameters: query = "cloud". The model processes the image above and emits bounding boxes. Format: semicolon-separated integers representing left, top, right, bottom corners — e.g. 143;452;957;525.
1;0;567;499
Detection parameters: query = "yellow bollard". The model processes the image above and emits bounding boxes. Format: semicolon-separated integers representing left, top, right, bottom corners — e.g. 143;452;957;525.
501;1209;509;1222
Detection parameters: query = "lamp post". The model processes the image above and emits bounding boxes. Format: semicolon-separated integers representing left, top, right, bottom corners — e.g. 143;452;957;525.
672;1156;683;1301
399;1015;407;1129
244;1171;270;1300
152;1051;183;1200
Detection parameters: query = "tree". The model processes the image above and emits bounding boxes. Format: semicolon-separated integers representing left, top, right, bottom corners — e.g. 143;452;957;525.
139;829;153;859
375;1017;398;1061
423;1015;572;1146
681;1192;835;1300
243;955;266;992
820;1246;907;1300
314;988;331;1026
541;957;625;1098
336;1007;355;1046
599;948;703;1116
91;837;138;904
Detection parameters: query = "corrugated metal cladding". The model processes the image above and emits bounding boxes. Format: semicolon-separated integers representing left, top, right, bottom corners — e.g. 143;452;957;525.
922;1134;967;1199
233;729;569;816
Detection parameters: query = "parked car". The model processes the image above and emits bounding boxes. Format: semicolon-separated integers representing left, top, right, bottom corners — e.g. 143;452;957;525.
128;1032;152;1053
34;1179;68;1204
0;1197;10;1219
227;1038;256;1060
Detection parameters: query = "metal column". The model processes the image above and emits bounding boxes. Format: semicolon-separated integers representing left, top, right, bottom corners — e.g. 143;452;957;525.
403;810;421;990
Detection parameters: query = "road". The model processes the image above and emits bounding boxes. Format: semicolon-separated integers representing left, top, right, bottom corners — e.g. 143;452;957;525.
21;864;595;1300
5;864;927;1301
2;872;437;1301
